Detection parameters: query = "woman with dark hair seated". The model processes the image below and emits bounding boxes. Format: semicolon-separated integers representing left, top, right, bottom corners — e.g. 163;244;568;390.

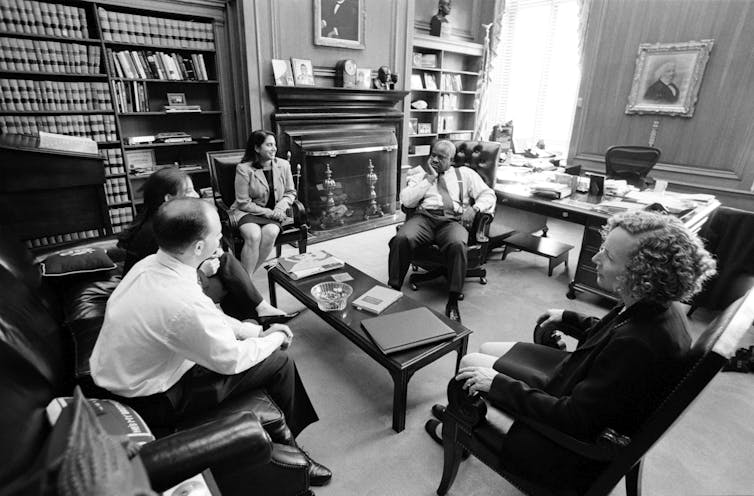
426;210;717;492
230;130;297;278
118;167;297;323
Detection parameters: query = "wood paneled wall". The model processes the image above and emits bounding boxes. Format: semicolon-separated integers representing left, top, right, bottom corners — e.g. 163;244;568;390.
569;0;754;210
233;0;412;142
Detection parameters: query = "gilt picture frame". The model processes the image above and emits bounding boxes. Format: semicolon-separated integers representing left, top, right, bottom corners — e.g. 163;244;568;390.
314;0;365;50
625;39;714;118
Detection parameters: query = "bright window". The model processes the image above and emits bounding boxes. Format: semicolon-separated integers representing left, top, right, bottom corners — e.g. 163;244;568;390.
488;0;580;154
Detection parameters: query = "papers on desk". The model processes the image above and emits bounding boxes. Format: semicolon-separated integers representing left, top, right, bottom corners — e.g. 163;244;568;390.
623;191;698;214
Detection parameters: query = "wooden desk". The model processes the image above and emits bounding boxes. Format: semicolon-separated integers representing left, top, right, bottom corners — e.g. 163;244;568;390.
495;187;720;301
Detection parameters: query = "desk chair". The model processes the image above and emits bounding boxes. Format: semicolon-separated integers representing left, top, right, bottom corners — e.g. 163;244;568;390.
689;206;754;315
605;145;661;189
402;141;500;292
435;289;754;496
206;150;308;258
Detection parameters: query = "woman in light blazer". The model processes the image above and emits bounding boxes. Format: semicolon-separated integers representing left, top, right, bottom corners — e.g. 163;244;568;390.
230;130;297;277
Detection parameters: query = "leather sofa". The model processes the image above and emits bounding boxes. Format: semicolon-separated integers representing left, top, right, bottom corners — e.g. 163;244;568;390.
0;230;312;496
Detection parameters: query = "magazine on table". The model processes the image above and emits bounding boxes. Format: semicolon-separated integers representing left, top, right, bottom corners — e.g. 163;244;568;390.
352;285;403;314
275;250;344;280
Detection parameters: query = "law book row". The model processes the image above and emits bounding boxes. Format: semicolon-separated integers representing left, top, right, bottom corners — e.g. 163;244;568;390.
97;7;215;51
0;79;111;112
0;0;89;39
100;148;126;176
0;114;117;142
109;206;135;232
108;49;209;81
0;37;101;74
25;229;101;249
105;177;129;204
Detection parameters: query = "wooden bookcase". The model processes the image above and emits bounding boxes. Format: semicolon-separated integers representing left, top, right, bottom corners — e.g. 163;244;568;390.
407;34;483;168
0;0;226;247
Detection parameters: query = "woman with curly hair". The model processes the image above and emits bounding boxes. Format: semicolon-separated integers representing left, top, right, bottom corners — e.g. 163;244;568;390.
425;210;716;493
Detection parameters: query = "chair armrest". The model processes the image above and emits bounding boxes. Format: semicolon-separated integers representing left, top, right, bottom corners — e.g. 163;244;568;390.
290;200;308;227
138;411;272;492
445;379;629;462
471;211;492;245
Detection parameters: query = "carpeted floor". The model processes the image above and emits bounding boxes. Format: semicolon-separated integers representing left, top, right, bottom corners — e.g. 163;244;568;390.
251;219;754;496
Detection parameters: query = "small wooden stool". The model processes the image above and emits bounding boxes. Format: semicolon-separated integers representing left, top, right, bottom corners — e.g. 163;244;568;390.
502;232;574;276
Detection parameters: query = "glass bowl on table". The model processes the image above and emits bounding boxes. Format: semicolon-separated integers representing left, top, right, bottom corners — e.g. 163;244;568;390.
311;282;353;312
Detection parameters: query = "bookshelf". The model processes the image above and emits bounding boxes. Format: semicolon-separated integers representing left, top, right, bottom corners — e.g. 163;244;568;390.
0;0;226;247
407;34;483;168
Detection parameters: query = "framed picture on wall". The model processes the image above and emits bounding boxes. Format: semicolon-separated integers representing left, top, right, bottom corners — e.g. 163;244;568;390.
625;39;714;118
291;58;315;86
314;0;365;49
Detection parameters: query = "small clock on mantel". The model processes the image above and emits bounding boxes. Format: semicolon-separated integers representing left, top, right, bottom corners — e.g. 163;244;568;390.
335;59;357;88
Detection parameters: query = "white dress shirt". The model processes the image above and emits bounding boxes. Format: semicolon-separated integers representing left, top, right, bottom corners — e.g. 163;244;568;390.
400;165;496;215
90;250;283;397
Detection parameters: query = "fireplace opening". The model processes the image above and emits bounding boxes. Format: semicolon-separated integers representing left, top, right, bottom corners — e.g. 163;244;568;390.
289;129;397;232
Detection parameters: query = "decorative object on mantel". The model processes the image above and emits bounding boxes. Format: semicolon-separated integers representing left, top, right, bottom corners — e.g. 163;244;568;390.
373;66;398;90
625;39;714;118
314;0;365;50
356;68;372;89
291;58;315;86
335;59;358;88
429;0;451;37
272;59;295;86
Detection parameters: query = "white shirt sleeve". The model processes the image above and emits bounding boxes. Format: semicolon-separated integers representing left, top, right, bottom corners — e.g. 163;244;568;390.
167;299;283;375
464;168;496;214
400;166;433;207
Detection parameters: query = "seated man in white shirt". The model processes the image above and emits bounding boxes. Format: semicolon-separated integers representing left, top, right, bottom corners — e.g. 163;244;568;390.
388;140;496;323
89;198;332;486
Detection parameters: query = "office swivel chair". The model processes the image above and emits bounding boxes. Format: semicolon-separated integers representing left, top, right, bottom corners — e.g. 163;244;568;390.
604;145;661;189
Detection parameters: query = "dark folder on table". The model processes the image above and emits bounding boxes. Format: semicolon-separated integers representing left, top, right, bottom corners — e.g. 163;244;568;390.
361;307;456;354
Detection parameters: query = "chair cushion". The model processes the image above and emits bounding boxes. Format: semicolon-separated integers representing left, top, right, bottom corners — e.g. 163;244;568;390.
41;247;117;277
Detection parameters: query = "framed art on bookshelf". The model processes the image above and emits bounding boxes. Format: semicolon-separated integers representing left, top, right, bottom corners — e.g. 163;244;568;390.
125;149;156;175
291;58;315;86
272;59;295;86
417;123;432;135
409;118;419;135
167;93;186;105
423;73;437;90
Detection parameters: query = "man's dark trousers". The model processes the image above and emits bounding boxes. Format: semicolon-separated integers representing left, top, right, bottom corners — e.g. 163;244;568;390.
388;211;468;293
117;349;318;439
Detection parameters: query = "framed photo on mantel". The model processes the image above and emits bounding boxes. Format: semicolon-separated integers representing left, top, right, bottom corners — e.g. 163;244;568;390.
291;58;315;86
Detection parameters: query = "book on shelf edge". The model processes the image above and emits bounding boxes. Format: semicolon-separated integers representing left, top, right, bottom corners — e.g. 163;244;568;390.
361;307;456;355
275;250;344;280
352;285;403;315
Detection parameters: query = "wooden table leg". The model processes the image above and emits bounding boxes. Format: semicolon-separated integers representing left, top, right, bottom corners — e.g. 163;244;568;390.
455;336;469;373
390;370;413;433
268;275;278;307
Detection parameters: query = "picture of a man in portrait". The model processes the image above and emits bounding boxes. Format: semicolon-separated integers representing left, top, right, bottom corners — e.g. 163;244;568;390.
321;0;358;41
644;61;680;103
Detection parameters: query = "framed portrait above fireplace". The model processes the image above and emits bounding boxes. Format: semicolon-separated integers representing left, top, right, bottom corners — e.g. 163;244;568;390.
625;39;714;118
314;0;365;49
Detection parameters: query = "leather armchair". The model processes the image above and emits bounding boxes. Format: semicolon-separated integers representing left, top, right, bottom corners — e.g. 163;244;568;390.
403;141;500;292
0;229;311;495
435;290;754;496
206;150;308;258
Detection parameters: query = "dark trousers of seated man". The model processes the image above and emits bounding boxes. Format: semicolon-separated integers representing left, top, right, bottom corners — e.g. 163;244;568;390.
116;349;318;443
388;211;468;295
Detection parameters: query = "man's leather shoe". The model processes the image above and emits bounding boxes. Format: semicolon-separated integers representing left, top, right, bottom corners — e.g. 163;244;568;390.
257;311;300;326
425;419;470;460
431;403;446;421
445;301;461;323
307;457;333;487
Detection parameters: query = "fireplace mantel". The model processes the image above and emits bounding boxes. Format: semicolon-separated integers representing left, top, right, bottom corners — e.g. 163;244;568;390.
266;86;408;114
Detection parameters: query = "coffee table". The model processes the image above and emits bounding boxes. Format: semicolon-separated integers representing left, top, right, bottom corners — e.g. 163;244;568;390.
267;263;472;433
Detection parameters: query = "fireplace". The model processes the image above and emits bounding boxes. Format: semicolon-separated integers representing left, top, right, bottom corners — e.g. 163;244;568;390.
266;86;408;235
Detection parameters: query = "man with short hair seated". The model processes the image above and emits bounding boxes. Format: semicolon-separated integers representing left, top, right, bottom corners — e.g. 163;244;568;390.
90;198;332;486
388;139;496;322
425;210;717;492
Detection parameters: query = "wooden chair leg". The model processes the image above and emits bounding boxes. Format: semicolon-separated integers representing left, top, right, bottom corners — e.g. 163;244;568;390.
275;245;282;258
437;420;464;496
625;460;643;496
